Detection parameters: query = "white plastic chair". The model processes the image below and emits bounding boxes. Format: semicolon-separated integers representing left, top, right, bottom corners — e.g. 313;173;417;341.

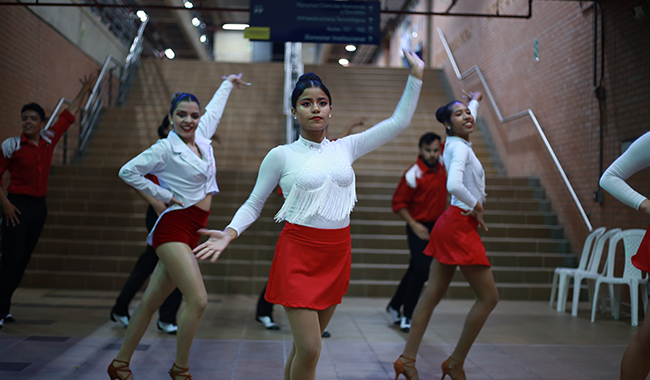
570;228;622;317
591;229;648;326
550;227;605;312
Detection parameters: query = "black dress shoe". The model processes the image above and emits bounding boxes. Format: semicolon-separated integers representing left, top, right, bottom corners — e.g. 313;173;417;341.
3;314;15;323
321;330;331;338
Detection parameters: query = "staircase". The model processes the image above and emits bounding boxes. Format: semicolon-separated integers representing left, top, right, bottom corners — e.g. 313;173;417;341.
25;60;571;300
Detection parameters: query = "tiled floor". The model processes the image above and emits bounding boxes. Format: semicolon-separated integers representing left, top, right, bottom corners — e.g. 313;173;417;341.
0;288;644;379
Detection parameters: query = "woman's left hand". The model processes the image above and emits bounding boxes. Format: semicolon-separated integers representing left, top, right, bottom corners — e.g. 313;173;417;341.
193;228;236;262
462;203;488;231
222;73;251;89
403;50;425;81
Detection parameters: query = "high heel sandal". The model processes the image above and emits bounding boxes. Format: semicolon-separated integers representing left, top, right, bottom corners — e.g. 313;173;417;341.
169;363;193;380
441;356;466;380
394;355;418;380
107;359;132;380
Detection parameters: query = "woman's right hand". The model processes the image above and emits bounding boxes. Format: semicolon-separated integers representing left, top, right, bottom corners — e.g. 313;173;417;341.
223;73;251;89
462;203;488;231
168;196;184;207
403;50;425;81
194;228;237;262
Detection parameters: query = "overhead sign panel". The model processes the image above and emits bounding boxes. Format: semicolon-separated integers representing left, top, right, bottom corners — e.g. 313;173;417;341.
246;0;381;45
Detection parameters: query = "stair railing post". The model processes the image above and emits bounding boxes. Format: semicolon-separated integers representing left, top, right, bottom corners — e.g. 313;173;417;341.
284;42;303;144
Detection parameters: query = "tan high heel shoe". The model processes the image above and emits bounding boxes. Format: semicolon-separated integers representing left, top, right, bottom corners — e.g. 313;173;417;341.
394;355;418;380
169;363;193;380
441;356;466;380
107;359;132;380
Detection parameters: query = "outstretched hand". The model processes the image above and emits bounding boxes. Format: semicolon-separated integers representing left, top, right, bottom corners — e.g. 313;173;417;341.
403;50;425;81
223;73;251;89
193;228;236;262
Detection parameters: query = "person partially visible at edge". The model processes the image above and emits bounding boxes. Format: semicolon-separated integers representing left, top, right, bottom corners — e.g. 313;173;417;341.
394;90;498;380
600;130;650;380
0;75;96;329
193;50;424;380
108;73;249;380
386;132;447;333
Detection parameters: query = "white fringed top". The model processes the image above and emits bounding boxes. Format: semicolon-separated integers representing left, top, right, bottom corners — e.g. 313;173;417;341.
600;131;650;210
226;75;422;235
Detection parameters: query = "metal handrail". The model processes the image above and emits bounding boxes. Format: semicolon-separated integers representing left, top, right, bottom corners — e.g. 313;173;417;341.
436;26;593;232
45;18;148;164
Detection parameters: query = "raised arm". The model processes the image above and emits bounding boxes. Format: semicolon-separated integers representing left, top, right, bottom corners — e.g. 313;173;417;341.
196;74;250;140
346;51;424;161
600;131;650;214
194;146;285;262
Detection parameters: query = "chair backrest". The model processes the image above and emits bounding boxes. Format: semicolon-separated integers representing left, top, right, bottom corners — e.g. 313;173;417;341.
604;229;647;280
587;228;622;274
576;227;606;270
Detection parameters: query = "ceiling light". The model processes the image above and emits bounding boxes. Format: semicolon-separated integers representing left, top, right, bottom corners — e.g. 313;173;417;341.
184;1;193;8
345;45;356;52
338;58;349;66
164;49;175;59
192;17;200;27
222;23;249;30
136;10;147;22
200;34;207;43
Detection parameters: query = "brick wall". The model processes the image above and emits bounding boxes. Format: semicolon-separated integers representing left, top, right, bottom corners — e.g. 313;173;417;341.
426;0;650;254
0;3;101;145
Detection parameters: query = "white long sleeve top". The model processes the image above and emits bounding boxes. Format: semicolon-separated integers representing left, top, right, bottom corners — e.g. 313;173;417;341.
226;75;423;235
119;80;234;210
600;131;650;210
444;100;486;211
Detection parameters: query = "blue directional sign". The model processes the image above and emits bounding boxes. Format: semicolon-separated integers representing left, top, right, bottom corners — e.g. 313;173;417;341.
246;0;381;45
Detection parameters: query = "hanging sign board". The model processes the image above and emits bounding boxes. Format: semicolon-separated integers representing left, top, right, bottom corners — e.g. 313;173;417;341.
245;0;381;45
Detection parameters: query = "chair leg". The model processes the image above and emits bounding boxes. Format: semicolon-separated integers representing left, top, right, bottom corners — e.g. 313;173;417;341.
557;272;569;312
613;285;621;320
642;284;649;314
550;271;559;308
591;280;602;323
571;275;582;317
630;281;639;327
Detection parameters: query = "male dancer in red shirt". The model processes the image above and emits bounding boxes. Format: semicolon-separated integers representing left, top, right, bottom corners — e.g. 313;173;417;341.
387;132;447;332
0;76;94;328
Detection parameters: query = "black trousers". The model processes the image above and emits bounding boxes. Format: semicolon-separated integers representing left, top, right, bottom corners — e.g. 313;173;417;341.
0;194;47;317
256;282;274;319
111;205;182;324
389;221;435;319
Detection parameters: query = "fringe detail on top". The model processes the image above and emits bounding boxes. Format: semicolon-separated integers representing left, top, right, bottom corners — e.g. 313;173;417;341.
275;177;357;225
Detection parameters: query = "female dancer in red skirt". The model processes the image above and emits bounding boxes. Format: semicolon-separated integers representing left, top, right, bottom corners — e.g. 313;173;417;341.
394;92;499;380
108;73;249;380
194;50;424;380
600;131;650;380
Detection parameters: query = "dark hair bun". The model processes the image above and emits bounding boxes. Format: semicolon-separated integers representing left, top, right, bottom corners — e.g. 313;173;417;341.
298;72;322;83
170;91;184;104
435;106;448;124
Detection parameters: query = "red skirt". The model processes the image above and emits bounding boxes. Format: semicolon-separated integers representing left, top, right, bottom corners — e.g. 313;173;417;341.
265;222;351;310
424;206;490;266
152;206;210;250
632;225;650;273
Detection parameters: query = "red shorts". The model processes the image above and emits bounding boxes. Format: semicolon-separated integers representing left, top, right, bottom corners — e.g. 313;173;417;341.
424;206;490;266
152;206;210;250
265;222;351;310
632;225;650;273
